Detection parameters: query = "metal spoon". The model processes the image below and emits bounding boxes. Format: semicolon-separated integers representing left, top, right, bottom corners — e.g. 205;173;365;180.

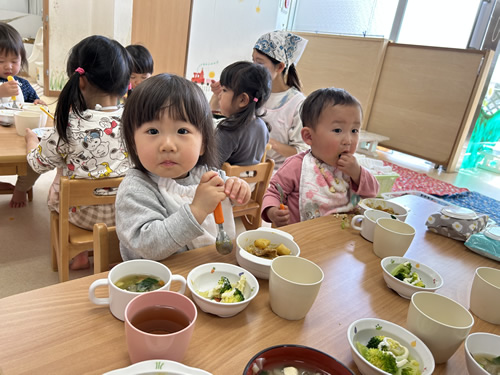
7;76;18;109
276;182;285;210
214;201;233;255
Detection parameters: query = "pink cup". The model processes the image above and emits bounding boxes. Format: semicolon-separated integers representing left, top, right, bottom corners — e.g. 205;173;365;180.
124;290;197;364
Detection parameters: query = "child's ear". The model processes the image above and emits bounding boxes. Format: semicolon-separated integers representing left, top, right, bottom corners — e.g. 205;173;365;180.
301;127;314;146
237;93;250;109
277;62;286;74
199;142;205;156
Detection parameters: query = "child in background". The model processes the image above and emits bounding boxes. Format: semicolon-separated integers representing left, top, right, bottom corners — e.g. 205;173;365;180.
0;22;46;208
262;87;379;227
216;61;271;167
25;35;132;269
126;44;153;91
116;73;251;261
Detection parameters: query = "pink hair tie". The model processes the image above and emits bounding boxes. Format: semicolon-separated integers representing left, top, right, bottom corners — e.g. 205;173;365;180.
75;67;85;75
253;97;259;102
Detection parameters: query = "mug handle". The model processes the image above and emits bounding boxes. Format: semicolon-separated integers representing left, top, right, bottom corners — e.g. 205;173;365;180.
171;275;187;294
351;215;364;231
88;278;110;305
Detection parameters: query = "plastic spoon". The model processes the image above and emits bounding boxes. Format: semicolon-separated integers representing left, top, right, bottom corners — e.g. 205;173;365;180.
214;202;233;255
7;76;18;109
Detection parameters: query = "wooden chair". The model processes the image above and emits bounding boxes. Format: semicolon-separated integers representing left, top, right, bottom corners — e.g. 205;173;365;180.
222;158;274;230
93;223;122;274
50;176;123;282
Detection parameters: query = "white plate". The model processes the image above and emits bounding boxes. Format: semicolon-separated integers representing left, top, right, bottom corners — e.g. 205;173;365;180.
103;360;212;375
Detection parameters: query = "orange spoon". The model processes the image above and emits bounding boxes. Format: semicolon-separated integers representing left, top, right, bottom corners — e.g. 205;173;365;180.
214;202;233;255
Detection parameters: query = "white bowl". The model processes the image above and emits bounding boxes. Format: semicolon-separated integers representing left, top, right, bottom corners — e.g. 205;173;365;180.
381;256;444;299
358;198;409;221
464;332;500;375
347;318;435;375
0;109;17;126
236;227;301;279
187;262;259;318
103;359;212;374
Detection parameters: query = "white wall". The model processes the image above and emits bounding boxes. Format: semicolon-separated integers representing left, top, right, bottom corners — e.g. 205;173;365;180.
47;0;132;91
186;0;289;97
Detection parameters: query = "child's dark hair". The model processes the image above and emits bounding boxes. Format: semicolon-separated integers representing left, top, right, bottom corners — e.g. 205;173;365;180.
122;73;218;172
301;87;362;130
254;49;301;91
0;22;27;71
55;35;132;144
126;44;154;74
217;61;271;132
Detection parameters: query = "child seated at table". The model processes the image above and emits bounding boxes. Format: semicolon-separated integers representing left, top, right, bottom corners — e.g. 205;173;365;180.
261;87;379;227
215;61;271;167
25;35;132;269
126;44;153;93
116;73;251;261
0;22;46;208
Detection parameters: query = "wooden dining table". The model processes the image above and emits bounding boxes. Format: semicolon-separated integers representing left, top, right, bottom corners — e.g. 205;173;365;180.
0;195;498;374
0;123;30;176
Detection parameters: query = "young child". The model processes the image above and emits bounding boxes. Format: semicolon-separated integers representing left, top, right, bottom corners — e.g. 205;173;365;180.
262;87;380;227
126;44;153;90
116;73;251;261
0;22;46;208
211;31;309;170
216;61;271;167
25;35;132;269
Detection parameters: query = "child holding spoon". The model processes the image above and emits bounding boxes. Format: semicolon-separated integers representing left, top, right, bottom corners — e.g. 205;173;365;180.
116;73;251;261
0;22;46;208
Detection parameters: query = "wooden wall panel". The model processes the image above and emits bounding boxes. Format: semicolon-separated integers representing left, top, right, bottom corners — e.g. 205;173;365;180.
366;43;488;168
296;32;388;128
132;0;192;76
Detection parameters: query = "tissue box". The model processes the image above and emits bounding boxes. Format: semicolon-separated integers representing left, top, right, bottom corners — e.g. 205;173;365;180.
375;173;399;197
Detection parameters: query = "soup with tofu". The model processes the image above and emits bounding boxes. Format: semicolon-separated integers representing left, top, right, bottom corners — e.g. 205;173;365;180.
114;274;165;292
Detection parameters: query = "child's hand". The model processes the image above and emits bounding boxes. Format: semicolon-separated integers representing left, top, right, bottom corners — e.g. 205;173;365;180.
337;153;361;185
210;81;222;95
191;171;226;224
0;79;20;98
25;128;40;151
266;206;290;227
34;99;47;106
224;177;251;205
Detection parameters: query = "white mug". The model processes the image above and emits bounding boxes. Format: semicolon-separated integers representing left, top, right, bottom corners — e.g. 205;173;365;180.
269;256;324;320
469;267;500;324
22;104;48;126
407;291;474;364
14;111;42;136
351;208;394;242
89;259;186;321
373;217;416;258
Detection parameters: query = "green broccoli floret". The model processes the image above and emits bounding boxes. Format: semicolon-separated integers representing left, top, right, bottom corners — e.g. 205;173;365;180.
397;359;421;375
366;336;385;349
356;342;398;374
218;276;232;294
390;262;412;281
233;288;244;302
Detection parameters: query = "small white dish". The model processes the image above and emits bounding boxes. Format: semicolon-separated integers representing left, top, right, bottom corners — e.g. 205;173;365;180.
0;109;17;126
464;332;500;375
381;256;444;299
103;359;212;374
347;318;435;375
236;227;300;279
187;262;259;318
358;198;409;221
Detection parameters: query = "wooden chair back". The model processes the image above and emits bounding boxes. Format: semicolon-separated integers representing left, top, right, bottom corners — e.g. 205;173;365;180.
50;176;123;282
93;223;122;273
221;158;274;230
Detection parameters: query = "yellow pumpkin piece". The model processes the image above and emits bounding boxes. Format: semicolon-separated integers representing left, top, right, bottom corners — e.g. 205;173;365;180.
276;243;291;255
254;239;271;249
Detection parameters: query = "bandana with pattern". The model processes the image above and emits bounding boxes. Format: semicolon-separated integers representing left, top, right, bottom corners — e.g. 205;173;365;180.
254;30;308;68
